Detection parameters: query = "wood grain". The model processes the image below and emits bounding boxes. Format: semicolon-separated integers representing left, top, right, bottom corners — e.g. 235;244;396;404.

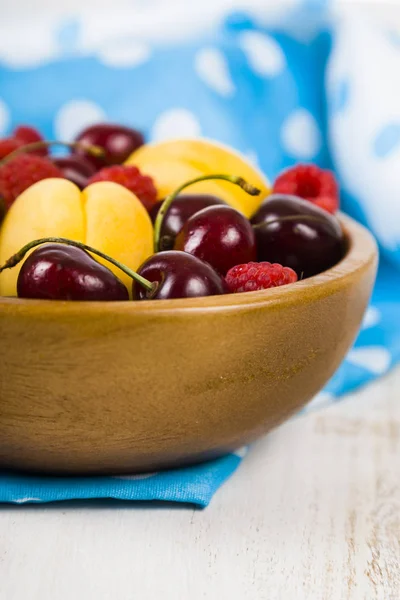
0;366;399;600
0;215;377;474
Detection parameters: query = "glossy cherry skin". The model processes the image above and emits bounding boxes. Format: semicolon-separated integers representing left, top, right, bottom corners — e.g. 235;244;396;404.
74;123;144;170
174;205;256;275
17;244;129;301
53;156;96;189
133;251;226;300
251;194;346;279
149;194;227;250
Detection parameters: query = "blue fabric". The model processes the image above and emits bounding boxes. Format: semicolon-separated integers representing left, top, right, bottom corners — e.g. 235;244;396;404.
0;454;243;507
0;3;399;506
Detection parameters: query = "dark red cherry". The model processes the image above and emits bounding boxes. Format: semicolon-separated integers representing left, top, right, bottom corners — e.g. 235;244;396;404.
149;194;227;250
53;155;96;189
133;251;226;300
74;123;144;170
251;194;346;279
174;205;256;275
17;244;129;300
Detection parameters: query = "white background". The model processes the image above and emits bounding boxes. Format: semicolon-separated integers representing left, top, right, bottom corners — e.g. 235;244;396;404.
2;0;400;35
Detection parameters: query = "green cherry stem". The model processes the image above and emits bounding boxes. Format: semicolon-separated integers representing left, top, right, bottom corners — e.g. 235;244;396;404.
0;141;105;166
153;173;261;253
0;237;155;293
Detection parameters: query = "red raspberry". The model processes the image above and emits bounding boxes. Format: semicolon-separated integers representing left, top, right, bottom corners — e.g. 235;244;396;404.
273;164;339;214
0;126;46;161
0;137;25;160
88;165;157;211
225;261;298;293
14;125;47;156
0;154;63;209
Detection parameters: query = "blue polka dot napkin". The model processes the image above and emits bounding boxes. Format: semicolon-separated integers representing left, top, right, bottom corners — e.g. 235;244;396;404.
0;2;399;506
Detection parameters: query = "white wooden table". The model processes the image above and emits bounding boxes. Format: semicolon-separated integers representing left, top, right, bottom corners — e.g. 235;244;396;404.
1;366;399;600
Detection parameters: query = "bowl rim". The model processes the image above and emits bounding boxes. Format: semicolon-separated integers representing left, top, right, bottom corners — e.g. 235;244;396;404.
0;212;377;316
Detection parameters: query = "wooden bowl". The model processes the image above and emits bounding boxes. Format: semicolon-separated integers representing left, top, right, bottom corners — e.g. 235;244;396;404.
0;214;377;475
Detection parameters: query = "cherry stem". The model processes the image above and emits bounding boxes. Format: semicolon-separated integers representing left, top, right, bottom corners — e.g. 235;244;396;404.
252;214;330;229
153;173;261;253
0;141;105;166
0;237;155;293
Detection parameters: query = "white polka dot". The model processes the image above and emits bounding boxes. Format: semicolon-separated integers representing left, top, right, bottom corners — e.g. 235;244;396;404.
151;108;201;141
113;472;158;480
0;98;10;135
326;18;400;252
304;391;335;412
346;346;391;375
239;31;286;77
245;149;260;167
281;109;322;159
55;100;106;141
233;446;248;458
361;306;381;330
194;48;235;97
0;34;57;68
97;39;151;68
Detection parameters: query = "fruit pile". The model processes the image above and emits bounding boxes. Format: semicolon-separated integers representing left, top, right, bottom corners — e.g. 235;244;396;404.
0;122;345;302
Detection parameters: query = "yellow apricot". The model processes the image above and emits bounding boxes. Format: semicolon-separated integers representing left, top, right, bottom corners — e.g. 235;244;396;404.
129;157;255;213
130;159;204;201
83;182;153;288
0;179;85;297
0;179;153;297
126;138;270;217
